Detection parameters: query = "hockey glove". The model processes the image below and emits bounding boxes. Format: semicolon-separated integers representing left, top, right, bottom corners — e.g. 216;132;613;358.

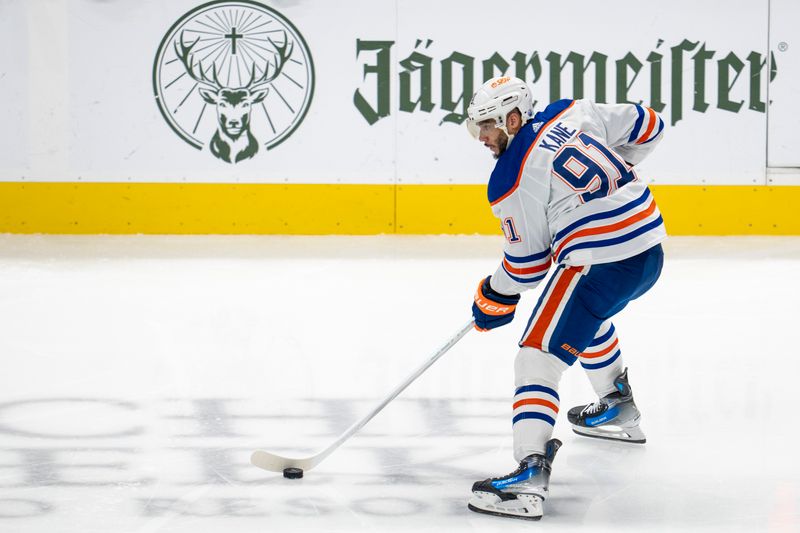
472;276;520;331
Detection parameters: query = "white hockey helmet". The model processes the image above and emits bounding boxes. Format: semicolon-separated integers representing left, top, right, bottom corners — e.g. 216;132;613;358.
466;76;535;139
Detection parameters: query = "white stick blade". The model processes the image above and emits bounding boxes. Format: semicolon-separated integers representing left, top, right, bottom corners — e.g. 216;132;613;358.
250;450;316;472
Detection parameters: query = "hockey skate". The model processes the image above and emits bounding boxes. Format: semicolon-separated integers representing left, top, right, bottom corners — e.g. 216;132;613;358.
468;438;561;521
568;368;646;443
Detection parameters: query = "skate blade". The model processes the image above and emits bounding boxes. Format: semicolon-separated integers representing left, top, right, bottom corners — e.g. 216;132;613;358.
572;424;646;444
468;492;543;520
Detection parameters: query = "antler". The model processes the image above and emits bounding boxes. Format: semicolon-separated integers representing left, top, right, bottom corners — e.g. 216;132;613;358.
173;31;224;91
245;33;294;91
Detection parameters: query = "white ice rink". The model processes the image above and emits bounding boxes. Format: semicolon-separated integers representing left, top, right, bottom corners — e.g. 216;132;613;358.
0;235;798;532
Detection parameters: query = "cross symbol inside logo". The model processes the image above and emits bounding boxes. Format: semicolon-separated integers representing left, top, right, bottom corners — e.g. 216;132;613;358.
224;27;243;55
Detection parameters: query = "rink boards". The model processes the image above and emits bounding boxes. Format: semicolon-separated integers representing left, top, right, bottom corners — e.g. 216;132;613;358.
0;183;798;235
1;0;799;234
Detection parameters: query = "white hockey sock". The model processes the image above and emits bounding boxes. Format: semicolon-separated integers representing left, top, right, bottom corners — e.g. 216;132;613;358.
512;346;568;462
579;321;624;397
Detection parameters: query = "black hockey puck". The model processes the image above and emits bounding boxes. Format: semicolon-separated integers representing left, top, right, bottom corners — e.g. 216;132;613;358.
283;467;303;479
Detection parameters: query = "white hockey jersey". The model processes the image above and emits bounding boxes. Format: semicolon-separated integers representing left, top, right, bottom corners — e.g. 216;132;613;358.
487;99;667;296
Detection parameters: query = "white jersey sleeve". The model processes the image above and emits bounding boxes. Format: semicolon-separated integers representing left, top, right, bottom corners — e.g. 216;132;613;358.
586;101;665;165
488;191;552;296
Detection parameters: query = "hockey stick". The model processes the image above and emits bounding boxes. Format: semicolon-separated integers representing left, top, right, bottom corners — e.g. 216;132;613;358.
250;318;475;473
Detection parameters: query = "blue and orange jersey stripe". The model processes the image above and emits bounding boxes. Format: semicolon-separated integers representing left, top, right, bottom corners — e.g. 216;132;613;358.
501;248;552;285
553;198;658;261
628;105;664;145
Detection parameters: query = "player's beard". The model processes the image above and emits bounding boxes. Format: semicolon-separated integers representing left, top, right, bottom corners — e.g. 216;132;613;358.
493;131;509;159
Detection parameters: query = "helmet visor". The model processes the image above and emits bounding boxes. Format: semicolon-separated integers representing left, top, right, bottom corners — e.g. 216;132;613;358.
465;117;500;140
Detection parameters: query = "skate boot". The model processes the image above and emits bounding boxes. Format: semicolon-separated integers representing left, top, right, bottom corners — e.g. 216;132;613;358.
468;438;561;521
568;368;646;443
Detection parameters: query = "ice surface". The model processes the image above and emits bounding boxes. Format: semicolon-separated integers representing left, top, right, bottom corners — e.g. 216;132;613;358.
0;235;798;532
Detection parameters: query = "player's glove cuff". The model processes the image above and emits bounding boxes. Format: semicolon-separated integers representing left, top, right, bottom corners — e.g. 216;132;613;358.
472;276;521;331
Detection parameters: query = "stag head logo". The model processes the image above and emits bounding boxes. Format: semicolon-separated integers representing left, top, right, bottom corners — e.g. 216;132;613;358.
153;1;315;164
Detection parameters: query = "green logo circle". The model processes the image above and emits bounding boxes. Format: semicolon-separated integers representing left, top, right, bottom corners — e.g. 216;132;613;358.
153;0;315;163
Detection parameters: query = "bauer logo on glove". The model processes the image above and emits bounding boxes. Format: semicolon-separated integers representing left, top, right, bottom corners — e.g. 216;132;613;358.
472;276;521;331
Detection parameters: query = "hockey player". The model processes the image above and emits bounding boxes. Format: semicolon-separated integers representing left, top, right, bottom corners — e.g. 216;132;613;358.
465;76;666;520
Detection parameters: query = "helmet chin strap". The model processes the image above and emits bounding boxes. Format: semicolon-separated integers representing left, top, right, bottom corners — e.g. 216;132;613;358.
500;114;529;149
498;109;525;142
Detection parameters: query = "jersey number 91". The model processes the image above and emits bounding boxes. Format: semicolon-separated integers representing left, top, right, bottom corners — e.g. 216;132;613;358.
552;132;636;204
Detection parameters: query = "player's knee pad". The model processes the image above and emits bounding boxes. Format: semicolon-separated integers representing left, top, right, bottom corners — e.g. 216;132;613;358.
514;346;569;388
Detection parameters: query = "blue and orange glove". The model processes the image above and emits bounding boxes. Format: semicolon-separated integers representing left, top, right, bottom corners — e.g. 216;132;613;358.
472;276;521;331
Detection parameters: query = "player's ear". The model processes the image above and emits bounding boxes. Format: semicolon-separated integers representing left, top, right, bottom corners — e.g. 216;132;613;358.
507;109;522;131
